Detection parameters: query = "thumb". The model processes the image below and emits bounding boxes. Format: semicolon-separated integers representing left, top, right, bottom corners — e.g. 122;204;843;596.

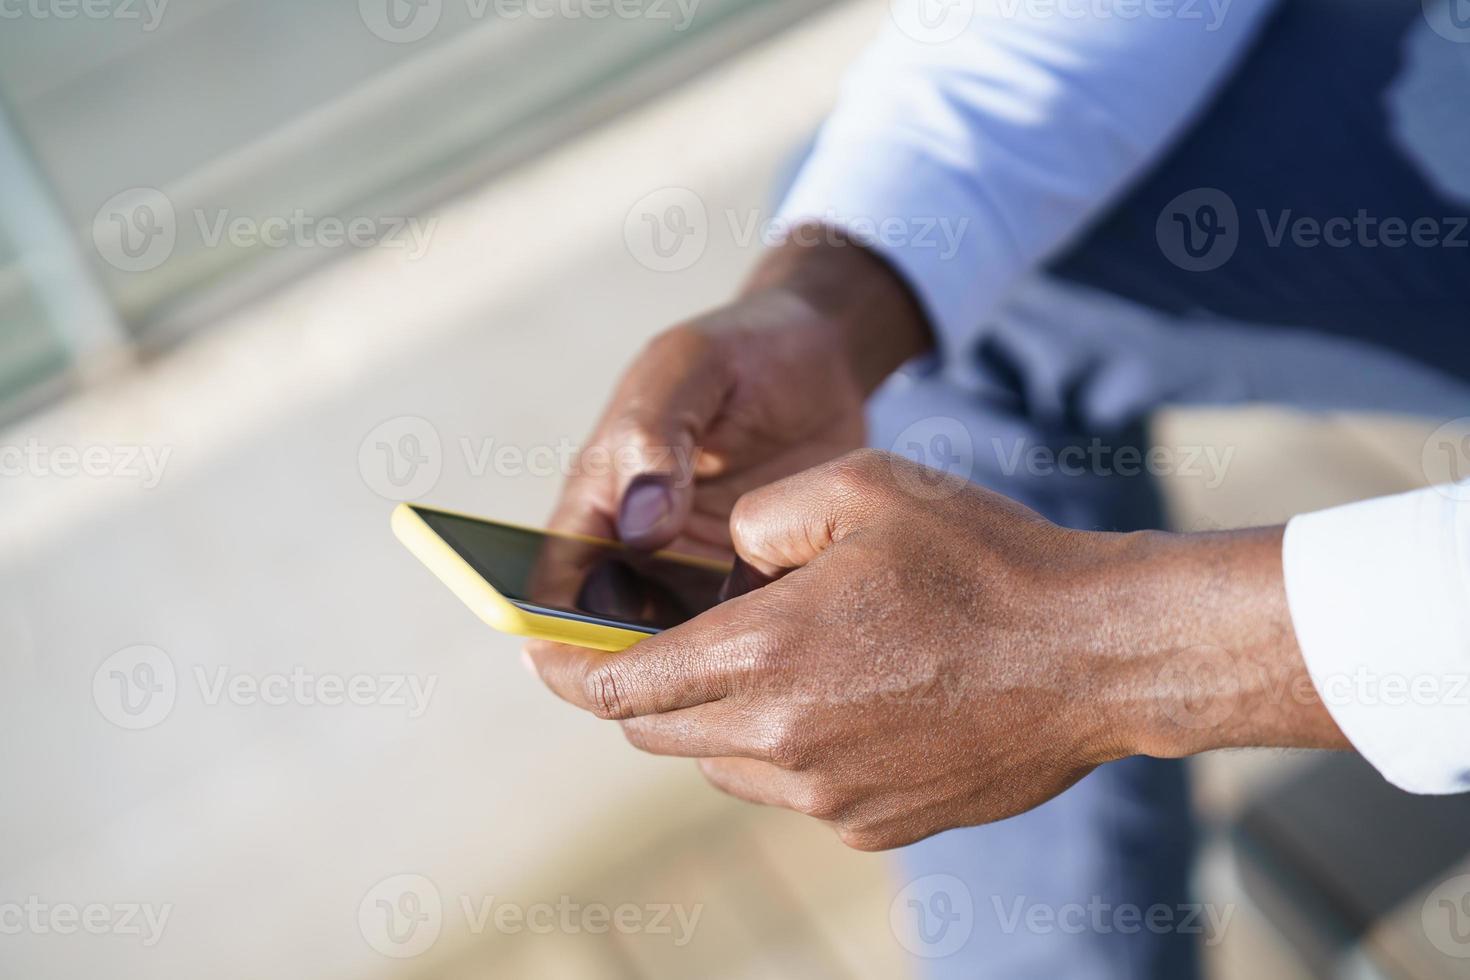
727;451;888;580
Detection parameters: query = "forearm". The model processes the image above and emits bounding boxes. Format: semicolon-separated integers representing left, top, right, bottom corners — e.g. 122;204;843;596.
739;227;933;396
1091;527;1349;762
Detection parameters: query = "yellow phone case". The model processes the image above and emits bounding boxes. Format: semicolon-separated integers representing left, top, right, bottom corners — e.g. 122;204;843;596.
391;503;726;652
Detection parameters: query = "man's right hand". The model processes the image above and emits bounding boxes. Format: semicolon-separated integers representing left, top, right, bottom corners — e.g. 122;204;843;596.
545;229;933;558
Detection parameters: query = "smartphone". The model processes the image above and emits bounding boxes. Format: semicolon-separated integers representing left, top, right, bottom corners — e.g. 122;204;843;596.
391;503;731;651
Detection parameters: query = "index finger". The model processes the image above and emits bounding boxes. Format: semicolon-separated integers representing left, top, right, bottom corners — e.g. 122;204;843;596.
523;610;743;720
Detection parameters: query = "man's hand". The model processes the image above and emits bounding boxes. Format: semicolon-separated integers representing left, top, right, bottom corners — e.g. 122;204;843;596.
543;232;930;556
527;451;1347;851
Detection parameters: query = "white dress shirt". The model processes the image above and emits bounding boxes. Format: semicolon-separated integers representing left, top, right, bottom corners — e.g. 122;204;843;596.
778;0;1470;793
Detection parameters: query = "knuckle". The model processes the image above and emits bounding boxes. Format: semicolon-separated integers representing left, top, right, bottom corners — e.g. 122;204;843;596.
827;449;884;496
643;323;717;365
836;824;890;853
583;664;632;720
721;626;781;698
793;785;847;822
763;719;810;771
729;494;759;545
618;719;650;752
605;414;660;457
697;758;736;796
645;322;706;358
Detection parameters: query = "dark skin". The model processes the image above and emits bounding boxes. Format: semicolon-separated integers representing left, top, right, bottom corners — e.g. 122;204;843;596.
526;229;1348;852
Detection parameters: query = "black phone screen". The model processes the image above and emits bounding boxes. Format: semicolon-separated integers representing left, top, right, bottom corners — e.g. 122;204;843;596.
412;506;728;633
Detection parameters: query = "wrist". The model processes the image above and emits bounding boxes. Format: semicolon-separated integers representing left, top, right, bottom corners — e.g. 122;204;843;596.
740;225;933;394
1083;527;1345;762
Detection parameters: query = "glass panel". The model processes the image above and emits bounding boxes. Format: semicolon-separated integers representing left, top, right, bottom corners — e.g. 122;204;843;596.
0;0;799;341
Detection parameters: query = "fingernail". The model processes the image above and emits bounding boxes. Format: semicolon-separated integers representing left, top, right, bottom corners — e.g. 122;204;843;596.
521;650;537;677
618;474;674;545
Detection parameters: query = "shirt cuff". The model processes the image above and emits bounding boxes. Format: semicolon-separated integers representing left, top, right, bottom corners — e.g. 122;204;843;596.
1282;485;1470;795
775;140;1013;374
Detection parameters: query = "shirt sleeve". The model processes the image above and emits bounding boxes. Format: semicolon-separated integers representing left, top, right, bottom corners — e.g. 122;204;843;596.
776;0;1281;365
1282;485;1470;795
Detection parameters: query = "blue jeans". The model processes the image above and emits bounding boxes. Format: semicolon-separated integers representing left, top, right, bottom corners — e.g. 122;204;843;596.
865;1;1470;976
